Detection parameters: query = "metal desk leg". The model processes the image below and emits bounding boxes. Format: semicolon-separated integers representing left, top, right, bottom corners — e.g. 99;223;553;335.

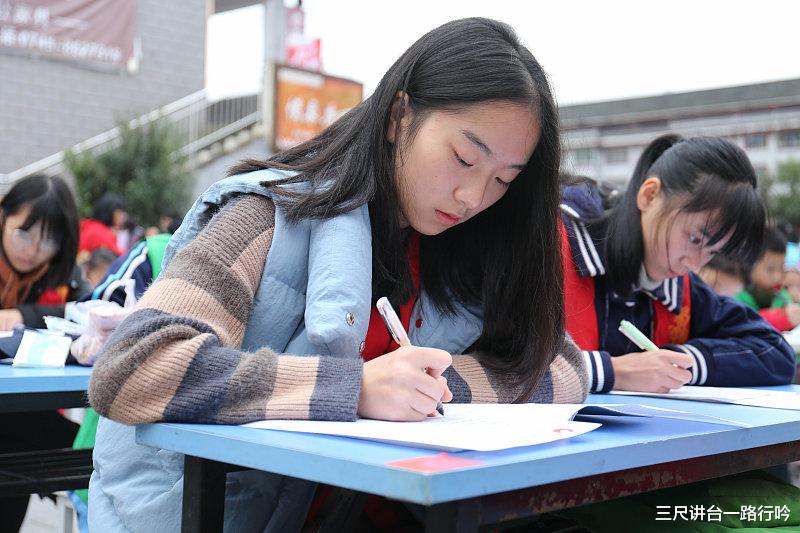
182;456;229;533
314;488;369;533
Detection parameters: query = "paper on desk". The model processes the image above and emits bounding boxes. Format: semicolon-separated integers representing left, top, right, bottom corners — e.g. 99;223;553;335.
246;404;601;451
782;325;800;352
576;403;749;427
610;385;800;410
244;402;745;451
11;330;71;367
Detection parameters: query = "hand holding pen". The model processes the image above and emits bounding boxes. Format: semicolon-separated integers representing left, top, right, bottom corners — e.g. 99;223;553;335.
612;320;694;393
351;297;453;420
376;297;448;416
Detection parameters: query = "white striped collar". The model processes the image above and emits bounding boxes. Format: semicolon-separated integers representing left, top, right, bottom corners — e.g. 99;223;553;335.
561;204;685;314
560;204;606;277
641;276;685;314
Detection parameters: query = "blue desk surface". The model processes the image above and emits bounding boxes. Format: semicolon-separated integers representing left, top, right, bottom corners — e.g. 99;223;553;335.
136;385;800;506
0;364;92;394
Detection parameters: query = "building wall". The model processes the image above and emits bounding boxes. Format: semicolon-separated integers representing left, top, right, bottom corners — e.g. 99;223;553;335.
0;0;206;174
562;103;800;187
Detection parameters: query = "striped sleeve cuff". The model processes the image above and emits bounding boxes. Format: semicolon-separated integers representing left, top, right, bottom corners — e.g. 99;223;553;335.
582;350;615;392
673;343;709;385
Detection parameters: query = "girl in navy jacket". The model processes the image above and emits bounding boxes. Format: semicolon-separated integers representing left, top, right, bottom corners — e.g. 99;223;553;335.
561;134;796;393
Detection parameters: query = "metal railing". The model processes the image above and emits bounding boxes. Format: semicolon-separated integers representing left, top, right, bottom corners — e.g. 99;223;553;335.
0;90;261;186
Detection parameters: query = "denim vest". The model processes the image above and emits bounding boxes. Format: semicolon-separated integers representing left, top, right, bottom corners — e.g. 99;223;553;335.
89;170;484;532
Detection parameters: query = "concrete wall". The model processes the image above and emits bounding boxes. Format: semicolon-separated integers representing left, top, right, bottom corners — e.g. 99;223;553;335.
0;0;206;174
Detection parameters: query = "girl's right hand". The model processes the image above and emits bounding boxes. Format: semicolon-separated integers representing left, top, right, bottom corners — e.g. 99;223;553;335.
0;309;24;331
358;346;453;421
611;349;694;393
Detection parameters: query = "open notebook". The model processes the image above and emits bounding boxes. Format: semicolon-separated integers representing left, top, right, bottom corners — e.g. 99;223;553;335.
244;403;746;452
610;385;800;410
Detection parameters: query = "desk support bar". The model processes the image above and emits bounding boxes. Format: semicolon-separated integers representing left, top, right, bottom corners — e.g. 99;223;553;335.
182;456;233;533
0;392;87;413
465;440;800;528
179;440;800;533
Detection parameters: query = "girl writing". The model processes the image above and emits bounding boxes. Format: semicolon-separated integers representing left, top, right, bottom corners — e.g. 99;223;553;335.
561;134;795;393
88;18;588;532
0;173;86;531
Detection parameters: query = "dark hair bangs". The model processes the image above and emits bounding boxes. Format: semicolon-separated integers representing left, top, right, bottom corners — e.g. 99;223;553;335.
19;193;68;242
0;174;79;287
683;177;765;264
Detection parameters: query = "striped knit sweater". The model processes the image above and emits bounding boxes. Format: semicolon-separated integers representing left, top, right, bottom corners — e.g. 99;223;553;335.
88;194;588;425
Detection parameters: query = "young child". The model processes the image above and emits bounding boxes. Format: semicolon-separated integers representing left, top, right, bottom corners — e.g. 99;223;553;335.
87;18;589;532
81;247;119;288
752;241;800;331
780;242;800;307
561;134;796;394
698;254;746;298
737;227;787;310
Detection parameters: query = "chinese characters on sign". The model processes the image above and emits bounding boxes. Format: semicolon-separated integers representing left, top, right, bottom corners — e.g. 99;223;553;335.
274;65;363;151
656;504;791;523
0;0;137;70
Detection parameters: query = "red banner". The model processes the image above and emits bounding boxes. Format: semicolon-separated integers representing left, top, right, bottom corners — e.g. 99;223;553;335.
284;5;321;72
0;0;137;70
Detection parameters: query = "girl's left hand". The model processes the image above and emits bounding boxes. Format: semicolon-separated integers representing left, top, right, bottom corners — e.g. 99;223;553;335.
0;309;24;331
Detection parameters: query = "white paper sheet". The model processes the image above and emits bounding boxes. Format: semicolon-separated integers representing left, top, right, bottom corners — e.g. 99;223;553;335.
243;401;746;451
245;404;601;451
610;385;800;410
11;330;71;368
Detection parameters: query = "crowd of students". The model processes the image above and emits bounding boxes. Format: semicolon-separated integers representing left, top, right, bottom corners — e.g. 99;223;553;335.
1;16;798;533
0;173;182;531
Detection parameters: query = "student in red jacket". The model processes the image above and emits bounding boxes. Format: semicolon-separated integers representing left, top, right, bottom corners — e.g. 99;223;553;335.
736;227;800;332
78;192;126;261
561;134;795;393
0;174;89;330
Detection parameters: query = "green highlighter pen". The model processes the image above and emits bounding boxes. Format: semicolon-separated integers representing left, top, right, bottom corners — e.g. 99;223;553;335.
618;319;659;352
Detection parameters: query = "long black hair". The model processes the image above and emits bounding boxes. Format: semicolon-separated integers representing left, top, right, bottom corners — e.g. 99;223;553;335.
0;174;80;287
230;18;563;401
606;134;765;295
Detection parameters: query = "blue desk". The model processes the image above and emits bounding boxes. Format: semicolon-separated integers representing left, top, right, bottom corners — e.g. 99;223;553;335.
0;364;92;412
136;385;800;532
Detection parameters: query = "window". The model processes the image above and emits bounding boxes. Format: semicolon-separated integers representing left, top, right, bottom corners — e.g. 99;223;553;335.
605;147;627;163
574;148;593;163
745;134;767;148
779;130;800;148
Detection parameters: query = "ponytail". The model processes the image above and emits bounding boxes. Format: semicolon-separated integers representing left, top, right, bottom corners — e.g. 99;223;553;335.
604;133;764;294
629;134;683;190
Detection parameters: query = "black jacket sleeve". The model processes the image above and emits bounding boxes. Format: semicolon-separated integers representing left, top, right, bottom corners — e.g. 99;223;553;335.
17;266;91;328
